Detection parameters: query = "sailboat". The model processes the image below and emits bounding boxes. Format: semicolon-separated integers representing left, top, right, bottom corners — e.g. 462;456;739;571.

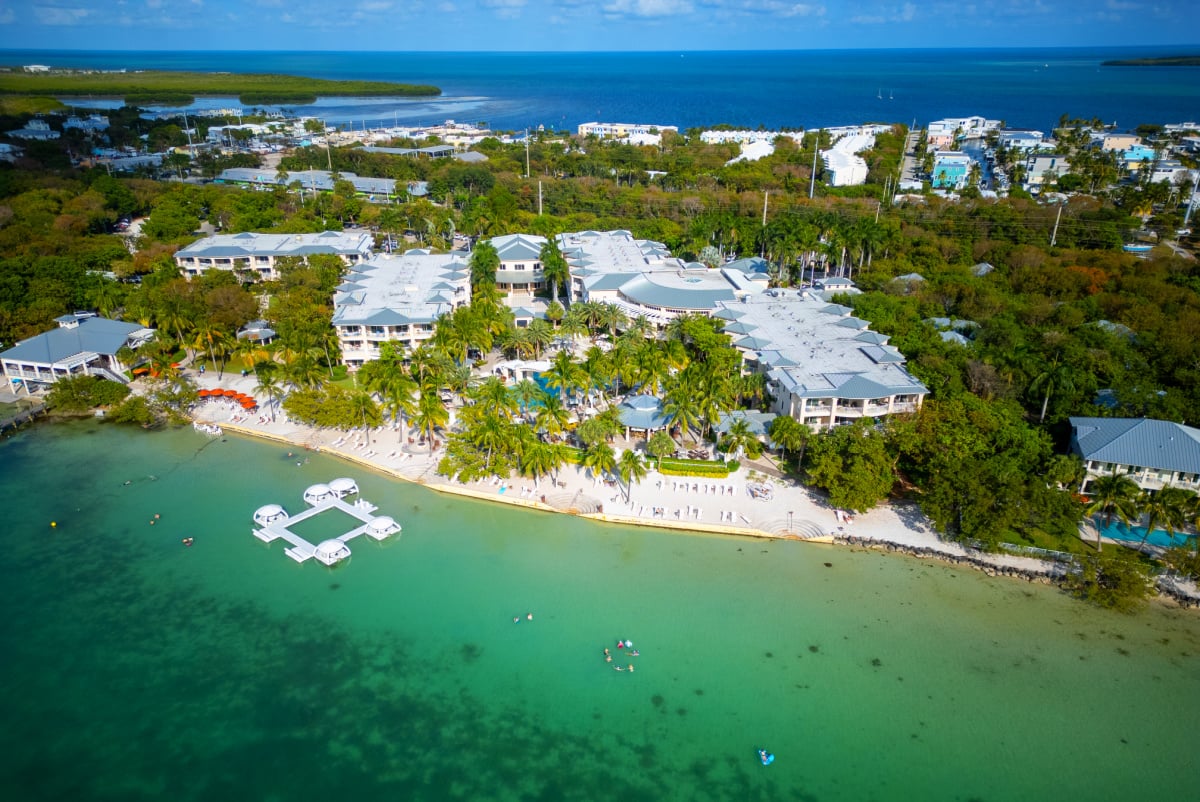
877;88;883;100
889;89;894;100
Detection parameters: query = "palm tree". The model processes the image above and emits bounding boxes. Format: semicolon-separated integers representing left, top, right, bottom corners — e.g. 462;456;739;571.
616;449;647;503
539;239;571;305
719;417;762;461
1028;356;1075;424
348;390;381;443
254;372;285;422
663;377;702;445
468;240;499;299
543;349;584;405
1083;471;1141;551
647;430;676;467
534;392;571;440
1137;487;1194;551
412;386;449;452
510;378;543;416
768;415;809;467
582;440;617;483
472;376;518;419
471;413;510;471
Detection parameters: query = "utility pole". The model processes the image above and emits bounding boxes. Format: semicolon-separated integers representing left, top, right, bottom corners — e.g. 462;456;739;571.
809;130;819;200
525;129;530;179
760;190;769;258
323;120;333;172
538;180;543;216
1183;171;1199;229
1050;200;1064;247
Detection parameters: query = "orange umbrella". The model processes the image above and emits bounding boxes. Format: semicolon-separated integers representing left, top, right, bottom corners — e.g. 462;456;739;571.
197;389;212;397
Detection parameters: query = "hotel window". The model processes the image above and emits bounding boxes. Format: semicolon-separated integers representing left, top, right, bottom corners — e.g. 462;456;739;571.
514;263;525;271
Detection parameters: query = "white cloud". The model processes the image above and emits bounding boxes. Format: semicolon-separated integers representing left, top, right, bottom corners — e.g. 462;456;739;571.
438;1;457;10
146;0;162;7
603;0;694;18
481;0;526;18
850;2;916;24
0;8;14;24
1106;0;1140;9
715;1;825;16
358;0;394;10
33;6;93;25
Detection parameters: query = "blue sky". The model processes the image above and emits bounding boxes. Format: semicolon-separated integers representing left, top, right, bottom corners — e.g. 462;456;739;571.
1;0;1197;51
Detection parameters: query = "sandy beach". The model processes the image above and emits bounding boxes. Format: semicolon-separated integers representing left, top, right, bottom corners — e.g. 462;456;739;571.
178;368;1107;583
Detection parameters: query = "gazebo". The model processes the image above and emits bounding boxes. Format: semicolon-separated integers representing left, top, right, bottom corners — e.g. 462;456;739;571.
367;516;401;538
303;483;336;505
617;394;671;439
329;477;359;498
313;539;351;566
253;504;289;526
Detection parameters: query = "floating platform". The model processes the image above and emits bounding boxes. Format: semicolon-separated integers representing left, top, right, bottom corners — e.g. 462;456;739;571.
252;480;401;566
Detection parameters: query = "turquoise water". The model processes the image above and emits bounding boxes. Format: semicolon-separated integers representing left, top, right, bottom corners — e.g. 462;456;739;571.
5;47;1197;131
1;420;1198;801
1097;518;1195;549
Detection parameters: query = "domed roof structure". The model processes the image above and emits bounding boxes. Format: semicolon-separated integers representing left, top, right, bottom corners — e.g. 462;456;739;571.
314;539;351;565
304;484;334;505
367;515;401;536
329;477;359;496
253;504;288;526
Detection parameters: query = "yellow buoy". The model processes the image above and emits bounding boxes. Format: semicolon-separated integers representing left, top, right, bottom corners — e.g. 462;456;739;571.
50;521;56;528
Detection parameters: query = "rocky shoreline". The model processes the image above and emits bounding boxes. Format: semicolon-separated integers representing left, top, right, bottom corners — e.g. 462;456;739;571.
834;534;1200;609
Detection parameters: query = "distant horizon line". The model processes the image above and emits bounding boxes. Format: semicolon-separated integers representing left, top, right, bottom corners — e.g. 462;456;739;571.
2;45;1199;56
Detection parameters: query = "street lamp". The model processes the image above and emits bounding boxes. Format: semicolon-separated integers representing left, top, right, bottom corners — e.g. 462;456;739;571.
787;510;794;533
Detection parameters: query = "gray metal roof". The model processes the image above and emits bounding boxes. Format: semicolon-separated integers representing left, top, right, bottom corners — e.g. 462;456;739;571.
1;317;150;365
1070;417;1200;475
617;394;671;431
854;331;890;345
714;409;778;437
619;275;735;310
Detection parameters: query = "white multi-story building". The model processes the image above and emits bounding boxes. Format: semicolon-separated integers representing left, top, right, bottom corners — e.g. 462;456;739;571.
332;250;471;369
699;130;804;145
926;116;1001;148
1071;417;1200;494
821;132;875;187
576;122;678;140
714;293;927;431
175;231;374;281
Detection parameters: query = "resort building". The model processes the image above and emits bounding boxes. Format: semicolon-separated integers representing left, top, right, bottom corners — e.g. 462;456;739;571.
215;168;402;201
576;122;679;140
332;249;470;370
1;313;154;389
63;115;109;134
699;130;804;145
822;132;874;186
555;229;770;327
926;116;1002;148
7;118;59;141
175;230;374;281
491;233;549;300
1070;417;1200;494
714;292;927;431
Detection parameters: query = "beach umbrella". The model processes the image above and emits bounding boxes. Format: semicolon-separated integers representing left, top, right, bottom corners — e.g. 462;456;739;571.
197;389;211;397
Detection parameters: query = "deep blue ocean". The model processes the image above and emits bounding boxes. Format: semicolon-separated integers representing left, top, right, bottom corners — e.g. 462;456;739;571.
2;47;1198;132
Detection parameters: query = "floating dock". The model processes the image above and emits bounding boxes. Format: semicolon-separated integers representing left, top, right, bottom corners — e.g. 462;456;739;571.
252;480;401;566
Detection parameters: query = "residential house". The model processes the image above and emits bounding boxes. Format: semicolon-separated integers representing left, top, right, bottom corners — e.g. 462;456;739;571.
931;151;973;189
1070;417;1200;494
1024;154;1070;190
997;129;1044;152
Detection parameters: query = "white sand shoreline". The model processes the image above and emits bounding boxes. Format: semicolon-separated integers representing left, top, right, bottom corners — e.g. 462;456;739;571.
181;372;1200;605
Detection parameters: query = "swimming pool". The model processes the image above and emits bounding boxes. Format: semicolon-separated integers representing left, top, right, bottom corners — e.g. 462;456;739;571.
1095;518;1195;549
